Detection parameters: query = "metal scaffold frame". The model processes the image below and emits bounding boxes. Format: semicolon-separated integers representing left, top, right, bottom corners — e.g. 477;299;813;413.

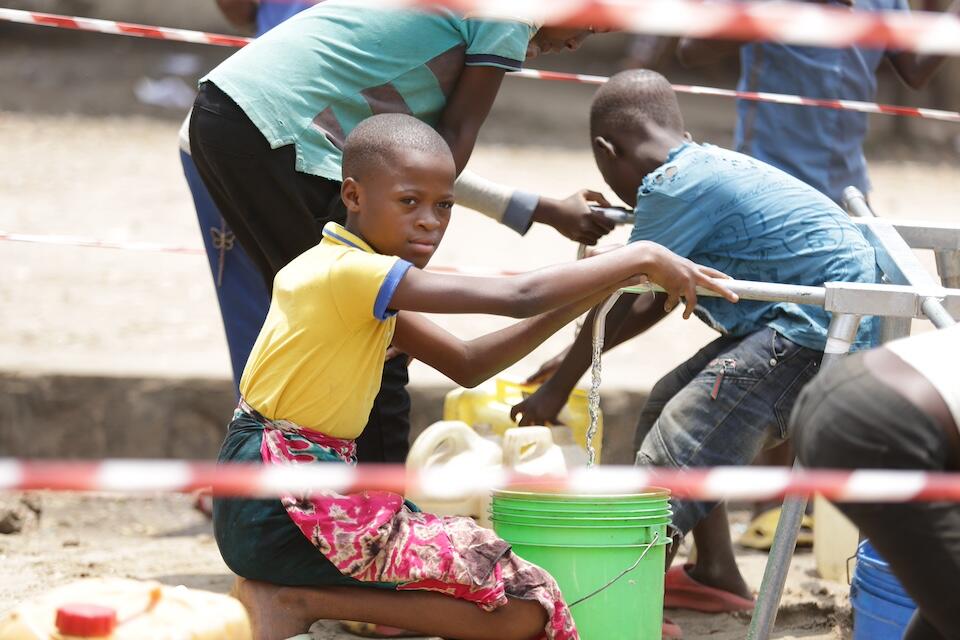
589;189;958;639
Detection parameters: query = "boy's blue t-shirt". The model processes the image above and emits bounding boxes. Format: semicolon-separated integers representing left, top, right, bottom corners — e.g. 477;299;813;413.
628;142;879;352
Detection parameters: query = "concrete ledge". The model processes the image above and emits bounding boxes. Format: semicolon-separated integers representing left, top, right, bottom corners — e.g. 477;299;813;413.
0;373;647;465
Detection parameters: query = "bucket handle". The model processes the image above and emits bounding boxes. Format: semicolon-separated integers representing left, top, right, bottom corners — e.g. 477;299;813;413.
846;550;858;586
568;531;660;608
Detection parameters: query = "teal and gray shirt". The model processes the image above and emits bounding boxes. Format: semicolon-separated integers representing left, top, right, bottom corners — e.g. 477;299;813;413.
203;1;533;181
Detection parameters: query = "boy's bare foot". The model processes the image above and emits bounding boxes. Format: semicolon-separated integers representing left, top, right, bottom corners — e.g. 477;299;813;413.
234;577;319;640
685;563;753;601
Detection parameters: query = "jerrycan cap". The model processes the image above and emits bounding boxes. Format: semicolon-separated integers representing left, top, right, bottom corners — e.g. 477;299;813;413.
55;603;118;637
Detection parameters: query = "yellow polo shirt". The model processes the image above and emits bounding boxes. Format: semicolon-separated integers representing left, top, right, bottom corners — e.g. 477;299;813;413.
239;222;413;438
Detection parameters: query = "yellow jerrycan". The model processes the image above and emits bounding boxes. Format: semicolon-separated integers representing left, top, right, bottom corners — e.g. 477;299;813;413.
0;578;251;640
443;378;603;462
405;420;503;527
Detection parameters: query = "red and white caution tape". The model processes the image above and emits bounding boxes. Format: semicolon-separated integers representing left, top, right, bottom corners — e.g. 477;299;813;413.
0;230;522;276
0;7;251;48
2;459;959;503
434;0;960;55
7;0;960;55
0;231;205;256
3;6;959;123
513;69;960;124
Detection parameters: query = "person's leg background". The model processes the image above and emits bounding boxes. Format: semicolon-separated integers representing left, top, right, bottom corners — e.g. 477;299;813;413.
188;83;411;463
356;354;412;463
793;353;960;640
180;149;271;390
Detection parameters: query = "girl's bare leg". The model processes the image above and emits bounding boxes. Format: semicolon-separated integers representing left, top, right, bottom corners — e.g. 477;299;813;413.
235;577;548;640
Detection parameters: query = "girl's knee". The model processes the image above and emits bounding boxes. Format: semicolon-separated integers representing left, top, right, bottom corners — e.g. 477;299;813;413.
498;598;549;640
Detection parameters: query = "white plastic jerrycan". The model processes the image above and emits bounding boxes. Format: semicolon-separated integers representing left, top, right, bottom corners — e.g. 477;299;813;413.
0;578;251;640
406;421;503;526
502;427;568;476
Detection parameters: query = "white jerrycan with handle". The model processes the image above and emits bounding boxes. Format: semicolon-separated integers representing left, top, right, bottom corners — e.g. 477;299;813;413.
405;421;503;526
501;426;568;476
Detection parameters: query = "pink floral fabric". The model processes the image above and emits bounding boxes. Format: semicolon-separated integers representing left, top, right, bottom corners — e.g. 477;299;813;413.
241;400;577;640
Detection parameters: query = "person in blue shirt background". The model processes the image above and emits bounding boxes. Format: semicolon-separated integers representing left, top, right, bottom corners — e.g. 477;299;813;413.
677;0;960;205
513;70;881;636
179;0;316;403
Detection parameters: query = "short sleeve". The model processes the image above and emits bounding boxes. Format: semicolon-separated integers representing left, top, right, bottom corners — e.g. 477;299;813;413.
329;250;413;323
460;19;533;71
628;190;712;257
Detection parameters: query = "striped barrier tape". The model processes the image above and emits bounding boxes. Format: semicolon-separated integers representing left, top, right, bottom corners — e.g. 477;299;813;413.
0;230;525;276
2;6;959;123
431;0;960;55
2;459;959;503
513;69;960;124
0;7;251;47
7;2;960;55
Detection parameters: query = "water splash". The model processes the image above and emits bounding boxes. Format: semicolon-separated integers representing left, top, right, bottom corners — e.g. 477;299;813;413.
585;328;603;467
585;291;624;467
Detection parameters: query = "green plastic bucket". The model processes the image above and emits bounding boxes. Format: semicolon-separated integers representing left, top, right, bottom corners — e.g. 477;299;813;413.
492;491;671;639
493;490;669;512
491;504;671;520
490;504;671;519
490;512;672;532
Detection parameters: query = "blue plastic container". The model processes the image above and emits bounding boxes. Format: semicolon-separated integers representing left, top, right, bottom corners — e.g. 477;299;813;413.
851;540;917;640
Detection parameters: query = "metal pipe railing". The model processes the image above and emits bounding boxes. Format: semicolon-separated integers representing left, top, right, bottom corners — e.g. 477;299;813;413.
844;187;956;330
621;280;825;307
935;250;960;289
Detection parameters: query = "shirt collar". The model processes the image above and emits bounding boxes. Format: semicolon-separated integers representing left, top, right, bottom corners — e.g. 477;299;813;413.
321;222;376;254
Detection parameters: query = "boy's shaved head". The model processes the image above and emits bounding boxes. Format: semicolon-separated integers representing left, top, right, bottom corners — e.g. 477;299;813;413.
342;113;453;181
590;69;684;138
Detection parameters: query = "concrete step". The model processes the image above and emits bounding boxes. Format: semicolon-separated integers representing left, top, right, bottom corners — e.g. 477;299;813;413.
0;373;647;465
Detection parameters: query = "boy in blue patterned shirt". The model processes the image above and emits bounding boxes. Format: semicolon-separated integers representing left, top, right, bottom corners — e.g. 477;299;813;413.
514;70;881;621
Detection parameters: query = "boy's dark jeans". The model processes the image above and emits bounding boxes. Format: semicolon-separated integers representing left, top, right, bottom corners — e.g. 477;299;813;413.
794;353;960;640
634;327;821;534
189;81;410;463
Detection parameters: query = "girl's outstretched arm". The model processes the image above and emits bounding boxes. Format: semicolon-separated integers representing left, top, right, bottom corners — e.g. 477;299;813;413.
391;285;622;388
389;241;737;320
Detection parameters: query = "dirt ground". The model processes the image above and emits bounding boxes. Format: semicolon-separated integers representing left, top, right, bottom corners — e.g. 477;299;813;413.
2;24;958;640
0;492;851;639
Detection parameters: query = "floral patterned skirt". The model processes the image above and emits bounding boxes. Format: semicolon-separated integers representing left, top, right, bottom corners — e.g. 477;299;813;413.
212;401;577;640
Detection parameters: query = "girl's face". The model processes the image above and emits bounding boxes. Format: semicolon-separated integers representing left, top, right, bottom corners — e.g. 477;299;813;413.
526;27;595;59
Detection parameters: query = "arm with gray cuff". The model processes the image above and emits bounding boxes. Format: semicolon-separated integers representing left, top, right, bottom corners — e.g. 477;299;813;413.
454;170;539;235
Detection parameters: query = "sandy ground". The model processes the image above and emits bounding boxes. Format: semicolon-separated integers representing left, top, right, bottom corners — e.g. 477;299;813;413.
0;492;851;639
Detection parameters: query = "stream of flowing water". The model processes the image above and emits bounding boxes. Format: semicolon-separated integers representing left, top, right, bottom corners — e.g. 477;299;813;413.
585;328;604;467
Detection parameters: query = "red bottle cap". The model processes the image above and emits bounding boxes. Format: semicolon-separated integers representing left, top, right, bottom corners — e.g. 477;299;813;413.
55;604;117;637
